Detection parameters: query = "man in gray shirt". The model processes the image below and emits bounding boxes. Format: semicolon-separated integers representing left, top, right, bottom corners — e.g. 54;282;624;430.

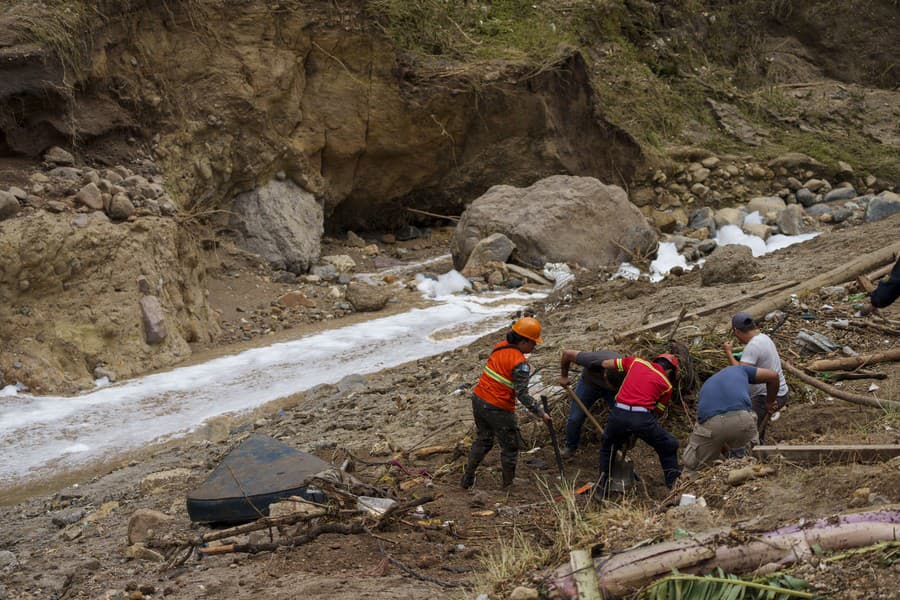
723;312;789;441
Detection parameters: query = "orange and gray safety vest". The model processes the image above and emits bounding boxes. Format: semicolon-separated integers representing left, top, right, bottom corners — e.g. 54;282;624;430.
473;342;527;412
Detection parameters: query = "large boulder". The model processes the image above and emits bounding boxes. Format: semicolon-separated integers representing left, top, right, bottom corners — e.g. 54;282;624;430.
451;176;657;270
865;192;900;222
701;245;759;286
461;233;515;276
230;179;323;274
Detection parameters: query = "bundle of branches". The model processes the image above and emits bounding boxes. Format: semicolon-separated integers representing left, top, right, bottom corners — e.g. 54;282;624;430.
195;494;437;557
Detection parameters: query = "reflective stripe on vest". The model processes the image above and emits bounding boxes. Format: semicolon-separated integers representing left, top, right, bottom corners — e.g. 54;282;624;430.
483;365;513;388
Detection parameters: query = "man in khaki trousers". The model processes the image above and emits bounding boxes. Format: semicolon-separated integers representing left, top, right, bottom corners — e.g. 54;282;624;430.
682;364;779;471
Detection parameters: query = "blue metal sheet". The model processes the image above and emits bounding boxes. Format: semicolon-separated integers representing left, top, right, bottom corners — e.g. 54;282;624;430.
186;434;331;523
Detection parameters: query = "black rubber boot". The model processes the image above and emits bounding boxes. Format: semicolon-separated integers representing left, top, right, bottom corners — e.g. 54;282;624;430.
460;471;476;489
501;466;516;489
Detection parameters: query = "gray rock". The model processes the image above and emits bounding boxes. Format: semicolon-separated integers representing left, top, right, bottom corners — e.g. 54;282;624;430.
8;186;27;200
747;196;786;217
768;153;825;170
697;239;718;255
44;146;75;165
396;225;422;241
0;550;18;575
805;203;833;217
51;507;86;528
831;207;854;223
795;188;818;206
742;223;770;240
451;175;657;270
345;281;391;312
76;182;104;210
701;245;759;286
107;194;135;220
0;191;20;220
346;230;367;248
864;192;900;222
804;178;829;193
714;207;746;228
49;166;81;180
462;233;515;276
310;264;338;281
688;207;716;234
776;205;805;235
139;295;168;344
230;179;323;274
127;509;174;545
630;186;656;207
93;366;117;382
823;187;856;203
337;374;368;394
785;177;803;191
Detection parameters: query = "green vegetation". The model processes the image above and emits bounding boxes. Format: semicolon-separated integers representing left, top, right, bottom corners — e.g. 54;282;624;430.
16;1;100;86
644;569;815;600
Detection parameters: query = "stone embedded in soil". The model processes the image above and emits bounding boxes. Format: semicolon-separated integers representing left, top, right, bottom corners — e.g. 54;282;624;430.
0;190;20;220
701;244;759;286
139;295;168;344
44;146;75;166
127;509;174;544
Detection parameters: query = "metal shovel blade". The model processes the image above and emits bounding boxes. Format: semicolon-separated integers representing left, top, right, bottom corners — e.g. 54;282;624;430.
608;455;638;493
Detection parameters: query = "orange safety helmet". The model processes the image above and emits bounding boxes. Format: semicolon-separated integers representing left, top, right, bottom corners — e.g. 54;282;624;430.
511;317;543;344
655;353;680;378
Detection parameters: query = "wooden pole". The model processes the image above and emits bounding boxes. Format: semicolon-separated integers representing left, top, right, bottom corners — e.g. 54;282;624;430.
613;281;797;341
782;360;900;411
570;549;602;600
805;347;900;372
744;241;900;320
564;384;605;433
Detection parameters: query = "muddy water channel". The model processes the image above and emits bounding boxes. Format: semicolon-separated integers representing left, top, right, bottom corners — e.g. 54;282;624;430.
0;269;543;494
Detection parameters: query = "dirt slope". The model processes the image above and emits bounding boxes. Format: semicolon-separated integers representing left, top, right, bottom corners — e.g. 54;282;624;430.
1;214;898;599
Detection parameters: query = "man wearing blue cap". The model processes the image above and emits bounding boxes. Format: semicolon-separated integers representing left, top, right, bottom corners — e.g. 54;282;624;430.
723;312;789;441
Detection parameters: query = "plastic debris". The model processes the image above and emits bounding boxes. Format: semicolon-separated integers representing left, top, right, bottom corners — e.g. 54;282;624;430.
356;496;397;517
868;383;880;392
795;329;838;353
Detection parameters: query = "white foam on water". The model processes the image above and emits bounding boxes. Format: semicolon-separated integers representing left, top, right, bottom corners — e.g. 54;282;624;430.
715;224;820;257
650;242;691;282
0;273;542;486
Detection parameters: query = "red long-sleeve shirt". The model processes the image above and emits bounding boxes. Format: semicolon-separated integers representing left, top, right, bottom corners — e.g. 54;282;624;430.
613;356;673;413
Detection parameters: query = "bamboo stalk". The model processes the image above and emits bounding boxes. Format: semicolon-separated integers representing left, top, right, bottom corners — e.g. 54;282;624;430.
805;348;900;372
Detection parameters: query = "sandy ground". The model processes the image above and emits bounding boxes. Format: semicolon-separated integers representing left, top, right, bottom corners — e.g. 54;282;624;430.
1;215;899;599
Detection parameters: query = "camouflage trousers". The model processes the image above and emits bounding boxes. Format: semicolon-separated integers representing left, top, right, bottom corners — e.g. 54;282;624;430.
465;395;521;474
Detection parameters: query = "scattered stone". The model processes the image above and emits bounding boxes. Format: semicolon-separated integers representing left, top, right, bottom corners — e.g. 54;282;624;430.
630;186;656;207
776;205;804;235
361;243;379;256
0;191;20;220
310;263;339;281
0;550;18;575
509;586;539;600
742;223;770;240
714;207;745;228
346;281;392;312
322;254;357;273
380;233;396;244
747;196;786;216
831;207;854;223
346;230;367;247
51;507;86;528
396;225;422;241
795;188;818;207
107;194;135;220
140;468;192;493
278;291;316;308
128;509;174;545
45;146;75;165
461;233;515;276
823;187;856;203
688;207;716;234
139;295;168;344
61;524;83;540
7;186;26;201
865;192;900;222
769;153;825;170
85;501;119;523
701;245;758;286
803;178;829;193
76;182;104;210
124;544;165;563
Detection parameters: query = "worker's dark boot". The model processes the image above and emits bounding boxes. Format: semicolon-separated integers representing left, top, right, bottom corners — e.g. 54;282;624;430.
501;466;516;489
460;470;476;489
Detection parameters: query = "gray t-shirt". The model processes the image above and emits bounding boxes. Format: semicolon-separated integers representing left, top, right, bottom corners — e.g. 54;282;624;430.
740;333;788;397
576;350;622;390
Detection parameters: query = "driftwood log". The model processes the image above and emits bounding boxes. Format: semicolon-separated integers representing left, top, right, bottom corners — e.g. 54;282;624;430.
783;360;900;411
744;241;900;320
550;509;900;599
805;347;900;372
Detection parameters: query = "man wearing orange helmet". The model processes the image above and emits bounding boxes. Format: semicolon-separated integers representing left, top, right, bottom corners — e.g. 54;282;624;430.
596;353;681;491
461;316;552;490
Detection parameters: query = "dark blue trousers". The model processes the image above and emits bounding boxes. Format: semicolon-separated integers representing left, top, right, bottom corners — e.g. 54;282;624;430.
565;378;615;450
599;407;680;488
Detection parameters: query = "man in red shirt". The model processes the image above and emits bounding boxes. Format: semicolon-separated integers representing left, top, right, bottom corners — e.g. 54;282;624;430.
596;354;681;491
461;317;552;490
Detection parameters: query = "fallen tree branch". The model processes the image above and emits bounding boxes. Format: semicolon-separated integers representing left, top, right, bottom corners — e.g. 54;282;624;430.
782;360;900;411
375;540;472;589
804;347;900;372
823;370;887;382
199;523;365;556
613;281;798;341
549;509;900;599
745;242;900;319
404;207;460;222
200;507;327;543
